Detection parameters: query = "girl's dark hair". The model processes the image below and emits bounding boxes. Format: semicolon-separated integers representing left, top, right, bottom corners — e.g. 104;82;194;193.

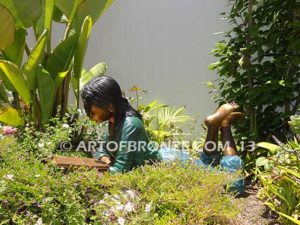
81;76;142;124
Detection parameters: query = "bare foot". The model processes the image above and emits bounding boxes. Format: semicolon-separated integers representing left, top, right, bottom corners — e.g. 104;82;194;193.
204;102;239;127
221;112;244;127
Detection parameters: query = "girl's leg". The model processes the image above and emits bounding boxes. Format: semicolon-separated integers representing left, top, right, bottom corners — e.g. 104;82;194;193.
203;103;240;155
220;112;243;155
203;124;219;155
220;112;245;194
221;126;238;155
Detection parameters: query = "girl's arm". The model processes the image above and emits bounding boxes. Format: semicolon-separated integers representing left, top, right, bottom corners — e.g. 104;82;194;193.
109;119;141;174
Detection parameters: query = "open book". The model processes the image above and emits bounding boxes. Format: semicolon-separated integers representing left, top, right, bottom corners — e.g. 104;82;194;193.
53;156;109;172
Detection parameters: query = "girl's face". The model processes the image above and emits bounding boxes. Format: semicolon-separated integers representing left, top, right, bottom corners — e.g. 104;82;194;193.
89;104;114;123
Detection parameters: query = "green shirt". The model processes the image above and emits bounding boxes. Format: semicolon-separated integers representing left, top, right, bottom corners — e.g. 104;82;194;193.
94;116;160;173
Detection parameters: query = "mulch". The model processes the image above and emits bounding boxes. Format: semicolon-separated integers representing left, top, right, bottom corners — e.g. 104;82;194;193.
229;185;280;225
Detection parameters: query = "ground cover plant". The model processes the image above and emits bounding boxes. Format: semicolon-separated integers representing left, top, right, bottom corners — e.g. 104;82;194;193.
0;136;239;224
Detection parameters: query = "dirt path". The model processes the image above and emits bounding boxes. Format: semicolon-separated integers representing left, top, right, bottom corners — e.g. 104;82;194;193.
228;185;280;225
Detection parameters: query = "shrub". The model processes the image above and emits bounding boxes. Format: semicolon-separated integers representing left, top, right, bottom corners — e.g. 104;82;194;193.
0;137;239;224
209;0;300;143
138;100;194;144
0;0;113;129
255;116;300;224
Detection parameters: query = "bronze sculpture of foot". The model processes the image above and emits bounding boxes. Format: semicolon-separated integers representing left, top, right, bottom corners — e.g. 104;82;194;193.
221;112;244;127
204;102;240;127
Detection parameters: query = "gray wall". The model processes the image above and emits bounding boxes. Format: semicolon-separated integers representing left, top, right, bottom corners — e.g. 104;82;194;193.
85;0;227;125
29;0;228;128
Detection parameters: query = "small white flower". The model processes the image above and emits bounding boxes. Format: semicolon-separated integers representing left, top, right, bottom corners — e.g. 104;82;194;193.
113;201;121;207
98;199;106;204
62;124;69;128
113;194;120;200
35;174;40;178
46;142;52;146
35;218;43;225
6;174;14;180
124;202;135;212
125;190;136;199
118;217;125;225
103;210;111;217
104;193;109;199
115;204;124;211
145;203;152;212
38;143;45;148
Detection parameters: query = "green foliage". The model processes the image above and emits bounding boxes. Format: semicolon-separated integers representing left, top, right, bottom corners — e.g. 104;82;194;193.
0;4;15;50
290;114;300;136
80;62;107;90
255;135;300;224
209;0;300;142
97;163;239;225
138;101;194;143
19;116;73;159
0;60;31;104
0;137;239;224
0;107;23;127
0;0;114;129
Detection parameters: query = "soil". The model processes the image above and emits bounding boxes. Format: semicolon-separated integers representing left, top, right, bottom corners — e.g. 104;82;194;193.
228;185;281;225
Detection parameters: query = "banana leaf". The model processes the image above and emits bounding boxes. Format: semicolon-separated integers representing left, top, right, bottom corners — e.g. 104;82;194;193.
0;0;41;28
80;62;107;90
0;82;9;103
0;4;15;50
73;16;92;80
75;0;114;31
55;0;82;24
37;65;56;123
3;29;26;67
0;107;24;126
73;16;92;107
46;34;77;78
22;29;48;90
0;60;31;104
35;0;54;38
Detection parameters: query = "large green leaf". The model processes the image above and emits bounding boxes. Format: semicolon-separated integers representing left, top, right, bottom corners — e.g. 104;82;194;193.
55;70;69;88
0;0;41;28
0;60;31;104
80;62;107;90
75;0;114;31
55;0;82;23
52;6;67;23
35;0;54;37
277;211;300;225
37;65;55;123
256;142;281;154
0;107;24;126
278;166;300;179
0;4;15;50
0;82;9;103
23;29;48;90
0;69;15;91
73;16;92;100
46;34;77;78
3;29;26;66
73;16;92;79
255;156;269;167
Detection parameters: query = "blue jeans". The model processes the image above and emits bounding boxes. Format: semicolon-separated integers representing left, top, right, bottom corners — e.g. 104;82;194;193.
158;148;245;194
